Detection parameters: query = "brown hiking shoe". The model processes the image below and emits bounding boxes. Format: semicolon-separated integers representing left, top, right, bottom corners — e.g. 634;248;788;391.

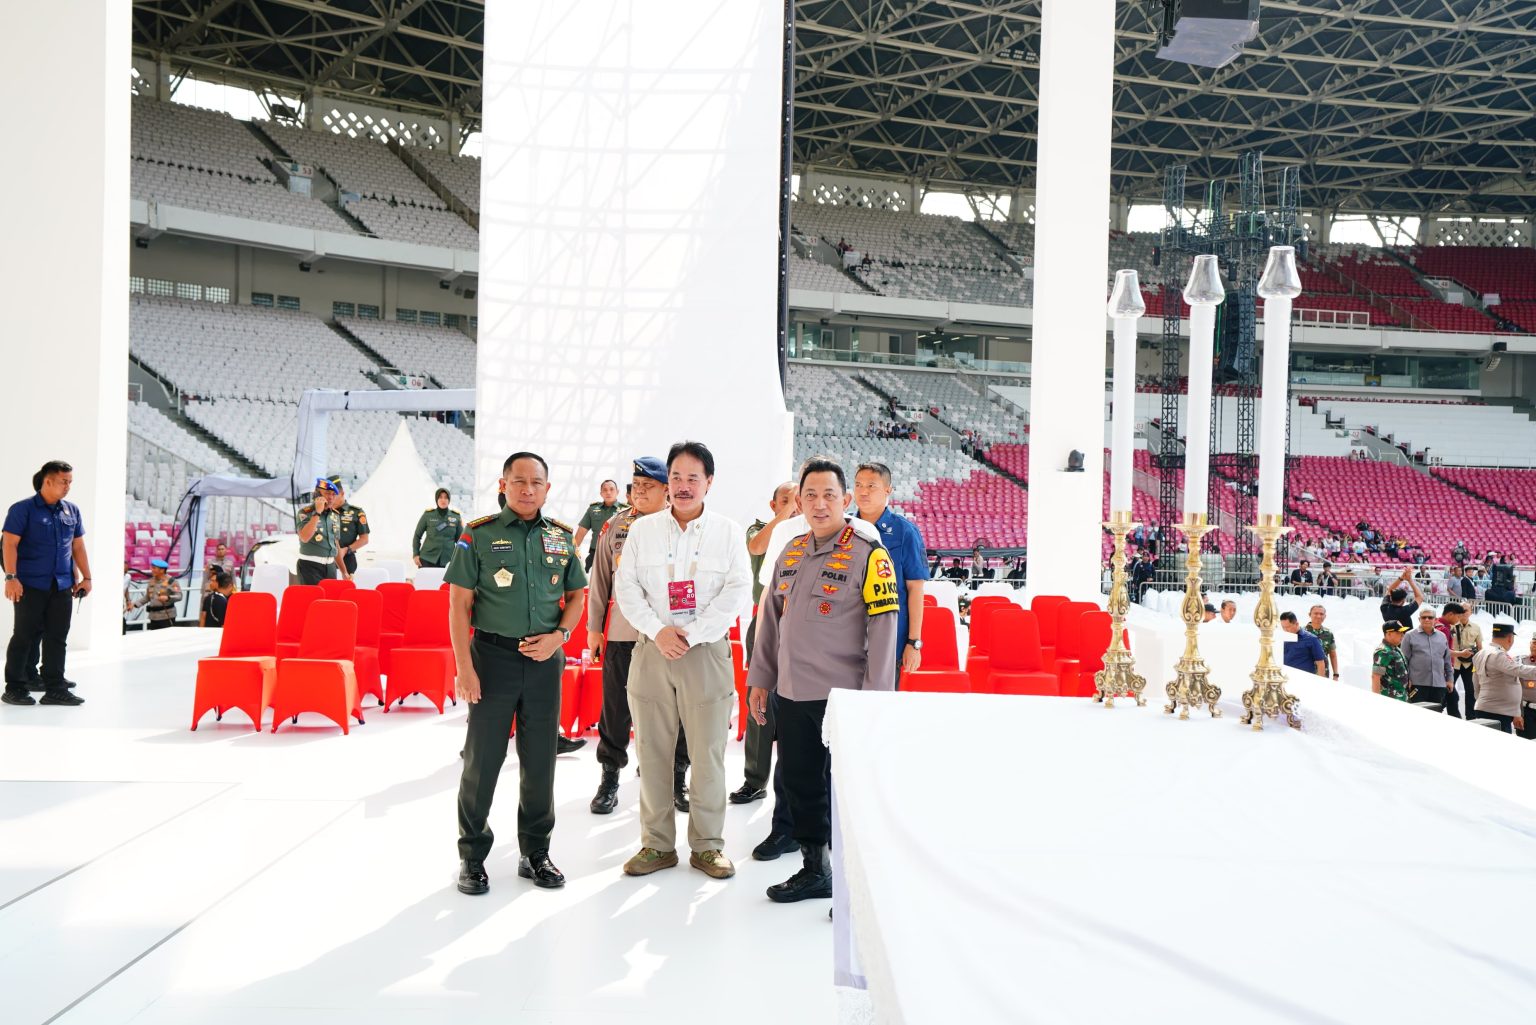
689;849;736;879
623;847;679;876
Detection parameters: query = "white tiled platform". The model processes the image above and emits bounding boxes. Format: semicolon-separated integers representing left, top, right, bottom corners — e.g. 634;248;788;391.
0;630;833;1025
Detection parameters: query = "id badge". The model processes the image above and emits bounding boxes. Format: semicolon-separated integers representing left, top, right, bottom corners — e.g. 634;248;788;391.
667;579;697;617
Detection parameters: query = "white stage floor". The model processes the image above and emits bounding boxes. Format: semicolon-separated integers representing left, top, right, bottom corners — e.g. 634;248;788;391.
0;630;834;1025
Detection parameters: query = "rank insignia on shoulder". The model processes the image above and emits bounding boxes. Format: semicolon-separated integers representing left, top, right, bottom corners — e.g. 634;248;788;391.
467;514;497;529
835;525;854;547
545;517;575;534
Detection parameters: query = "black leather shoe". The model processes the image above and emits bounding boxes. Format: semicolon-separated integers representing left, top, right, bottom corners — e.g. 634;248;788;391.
767;845;833;903
590;768;620;815
752;832;799;861
729;784;766;805
556;735;587;755
39;690;84;706
457;859;489;895
518;851;565;889
673;770;689;813
2;690;35;706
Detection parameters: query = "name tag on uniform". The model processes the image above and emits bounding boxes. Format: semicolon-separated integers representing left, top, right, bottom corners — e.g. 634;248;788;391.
494;568;514;588
667;579;697;617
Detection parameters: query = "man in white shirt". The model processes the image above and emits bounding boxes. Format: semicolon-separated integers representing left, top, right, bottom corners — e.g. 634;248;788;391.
614;441;752;880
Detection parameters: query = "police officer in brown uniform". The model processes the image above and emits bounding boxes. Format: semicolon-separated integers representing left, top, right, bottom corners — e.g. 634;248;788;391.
747;457;898;904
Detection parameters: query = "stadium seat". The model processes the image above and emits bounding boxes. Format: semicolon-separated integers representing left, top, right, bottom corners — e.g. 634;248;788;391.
318;578;356;598
190;592;278;730
902;607;969;692
414;567;447;590
269;600;362;734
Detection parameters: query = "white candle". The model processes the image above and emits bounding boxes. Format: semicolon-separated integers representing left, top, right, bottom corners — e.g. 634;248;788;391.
1107;269;1145;513
1257;246;1302;519
1181;255;1223;520
1183;303;1215;517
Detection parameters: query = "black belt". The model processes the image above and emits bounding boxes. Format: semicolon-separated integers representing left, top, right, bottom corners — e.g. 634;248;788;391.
475;631;533;651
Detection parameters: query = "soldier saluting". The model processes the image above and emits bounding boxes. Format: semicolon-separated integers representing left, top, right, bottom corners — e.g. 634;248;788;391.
294;477;346;585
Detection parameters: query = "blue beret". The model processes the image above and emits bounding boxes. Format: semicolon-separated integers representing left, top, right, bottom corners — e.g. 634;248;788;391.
633;456;667;484
150;558;169;569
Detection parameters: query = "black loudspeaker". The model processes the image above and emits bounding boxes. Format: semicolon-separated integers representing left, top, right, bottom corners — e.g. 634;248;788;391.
1157;0;1261;69
1492;564;1516;591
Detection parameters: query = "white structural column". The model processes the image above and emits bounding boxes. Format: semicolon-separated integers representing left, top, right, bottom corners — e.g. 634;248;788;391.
476;0;794;523
0;0;129;652
1026;0;1117;600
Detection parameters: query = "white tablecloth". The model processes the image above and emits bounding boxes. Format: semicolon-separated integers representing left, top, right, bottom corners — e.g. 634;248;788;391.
827;684;1536;1025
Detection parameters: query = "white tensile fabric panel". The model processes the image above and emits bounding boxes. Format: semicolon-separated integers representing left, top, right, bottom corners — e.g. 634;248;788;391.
477;0;793;525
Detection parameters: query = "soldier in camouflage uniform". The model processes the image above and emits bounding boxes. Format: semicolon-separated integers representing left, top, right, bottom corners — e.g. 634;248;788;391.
1304;604;1339;680
1371;622;1410;701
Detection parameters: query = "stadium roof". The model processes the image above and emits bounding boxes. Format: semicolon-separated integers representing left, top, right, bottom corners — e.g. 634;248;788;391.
133;1;1536;215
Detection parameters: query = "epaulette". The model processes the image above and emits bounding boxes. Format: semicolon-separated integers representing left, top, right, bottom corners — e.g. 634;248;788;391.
546;517;575;534
467;514;497;529
299;504;315;515
450;507;461;516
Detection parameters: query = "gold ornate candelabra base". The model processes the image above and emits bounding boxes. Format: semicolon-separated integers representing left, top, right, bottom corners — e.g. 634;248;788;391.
1096;511;1146;707
1164;513;1222;719
1241;515;1303;731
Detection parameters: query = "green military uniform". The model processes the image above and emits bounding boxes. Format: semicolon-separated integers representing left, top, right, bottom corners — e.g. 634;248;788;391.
740;518;772;793
1372;644;1410;701
335;502;369;575
577;500;627;571
295;503;341;585
448;506;587;863
1304;623;1336;675
412;506;464;568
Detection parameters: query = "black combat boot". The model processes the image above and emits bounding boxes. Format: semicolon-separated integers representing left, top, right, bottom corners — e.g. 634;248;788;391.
766;844;832;903
590;767;620;814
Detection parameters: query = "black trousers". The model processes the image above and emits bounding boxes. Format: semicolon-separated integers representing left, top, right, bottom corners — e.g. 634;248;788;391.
776;693;832;848
146;617;174;631
1413;685;1447;710
342;551;358;575
742;690;776;791
1520;706;1536;741
457;636;562;861
595;640;688;773
1478;711;1514;734
1446;665;1475;718
5;582;73;694
296;560;336;586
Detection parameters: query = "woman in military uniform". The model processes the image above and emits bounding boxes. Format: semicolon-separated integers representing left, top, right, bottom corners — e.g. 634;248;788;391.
412;488;463;569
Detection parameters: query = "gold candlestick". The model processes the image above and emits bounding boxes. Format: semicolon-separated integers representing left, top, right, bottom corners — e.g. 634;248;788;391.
1096;510;1146;707
1164;513;1222;719
1241;515;1303;731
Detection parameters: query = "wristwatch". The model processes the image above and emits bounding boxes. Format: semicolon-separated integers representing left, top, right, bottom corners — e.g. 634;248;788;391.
560;627;571;642
907;638;923;649
3;574;14;581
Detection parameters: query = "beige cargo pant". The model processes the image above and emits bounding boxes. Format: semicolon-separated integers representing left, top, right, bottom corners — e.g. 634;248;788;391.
627;635;735;853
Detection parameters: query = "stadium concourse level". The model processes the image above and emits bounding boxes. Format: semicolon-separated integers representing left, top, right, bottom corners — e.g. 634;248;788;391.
127;294;477;532
130;96;480;246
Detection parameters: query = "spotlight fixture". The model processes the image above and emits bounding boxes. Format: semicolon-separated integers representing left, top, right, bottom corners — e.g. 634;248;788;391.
1066;450;1086;473
299;261;312;272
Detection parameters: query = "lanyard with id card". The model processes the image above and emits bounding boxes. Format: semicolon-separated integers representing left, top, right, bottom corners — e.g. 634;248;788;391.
667;523;699;623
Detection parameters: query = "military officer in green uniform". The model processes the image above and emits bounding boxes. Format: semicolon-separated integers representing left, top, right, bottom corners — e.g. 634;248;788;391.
573;480;627;572
1304;604;1340;680
450;451;586;895
412;488;463;568
328;476;370;576
1371;622;1410;701
294;477;346;585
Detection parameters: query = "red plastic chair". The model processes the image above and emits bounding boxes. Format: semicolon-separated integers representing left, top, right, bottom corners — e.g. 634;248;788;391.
559;663;582;736
1064;610;1115;698
988;608;1058;696
561;594;589;661
921;593;938;607
317;578;356;598
966;599;1010;694
731;641;750;740
903;607;969;692
274;585;323;663
343;588;385;707
270;599;362;733
1031;594;1070;669
577;663;604;733
385;589;457;713
1051;601;1102;687
191;591;278;730
376;581;414;674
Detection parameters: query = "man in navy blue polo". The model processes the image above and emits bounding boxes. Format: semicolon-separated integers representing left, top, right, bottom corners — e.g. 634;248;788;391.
852;462;929;686
3;461;92;706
